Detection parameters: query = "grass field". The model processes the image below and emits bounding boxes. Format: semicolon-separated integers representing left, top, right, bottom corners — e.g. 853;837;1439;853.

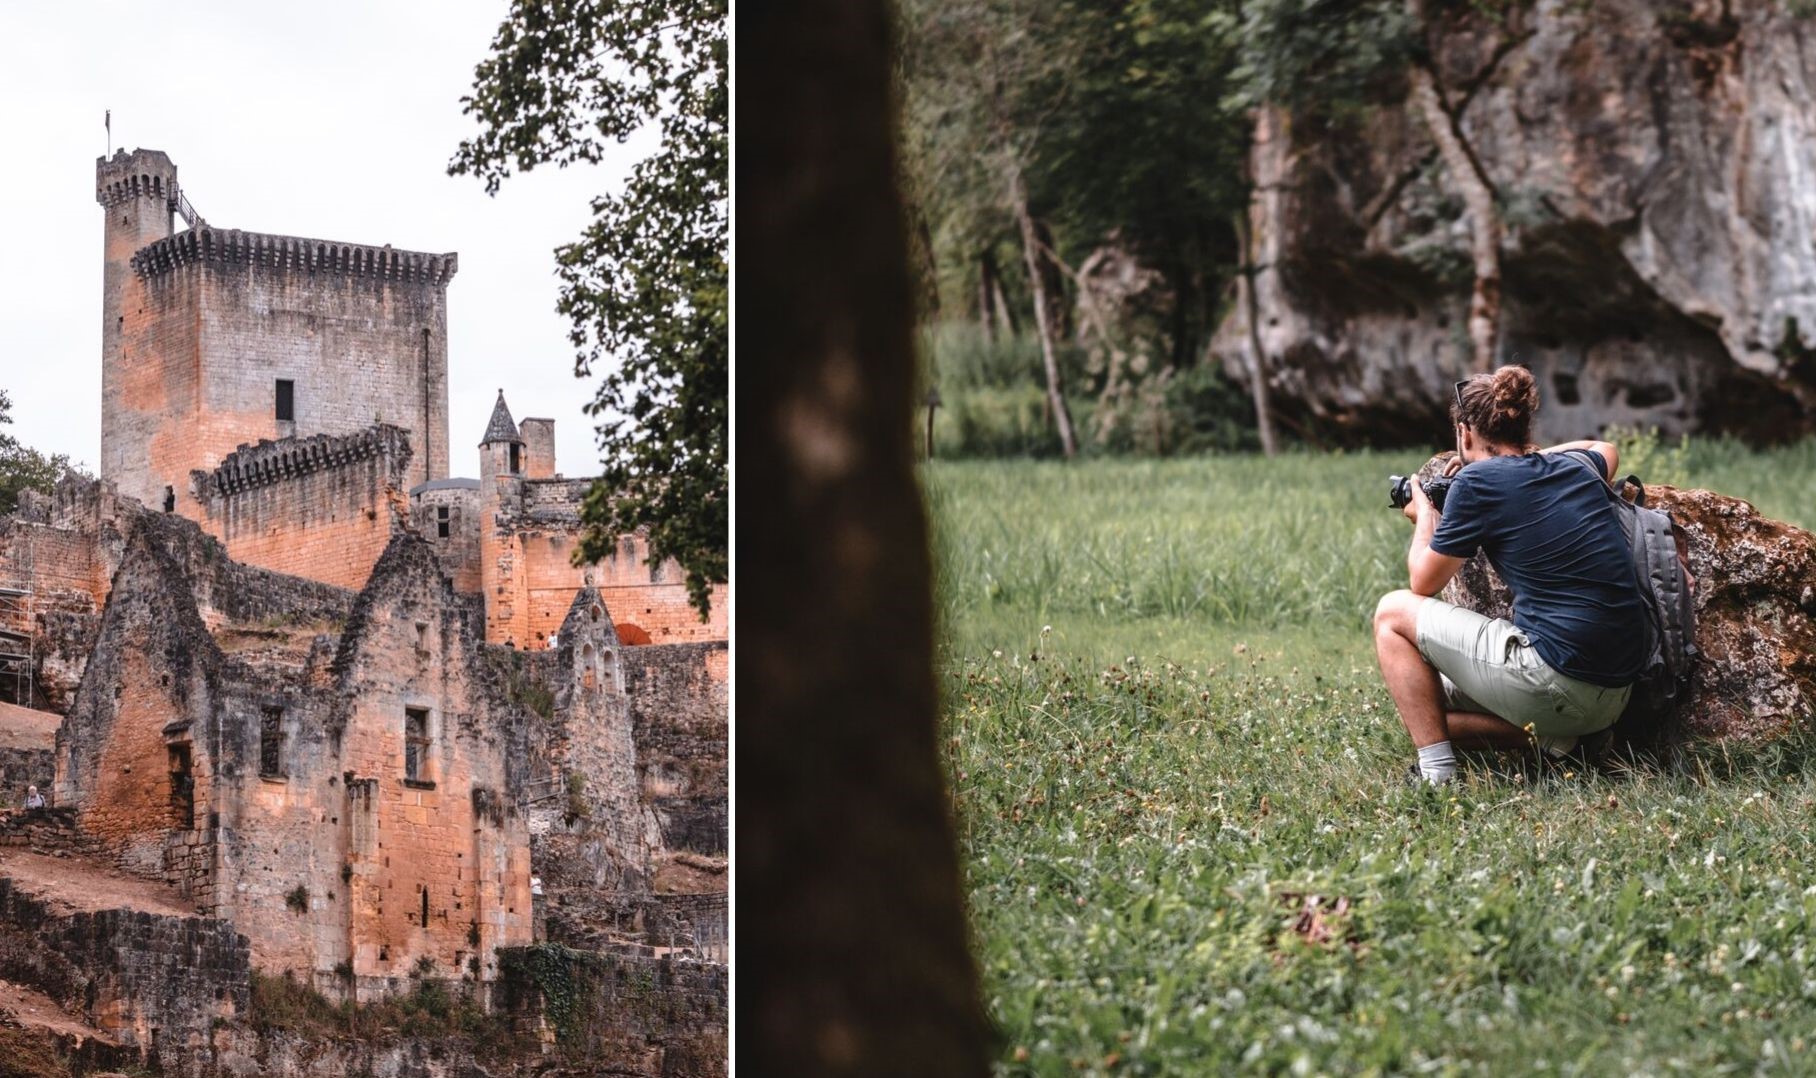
931;443;1816;1076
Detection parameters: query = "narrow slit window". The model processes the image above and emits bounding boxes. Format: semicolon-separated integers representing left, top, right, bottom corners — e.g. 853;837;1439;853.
162;486;175;513
508;443;521;474
421;887;430;927
259;707;284;777
436;506;450;539
404;707;430;782
275;379;294;422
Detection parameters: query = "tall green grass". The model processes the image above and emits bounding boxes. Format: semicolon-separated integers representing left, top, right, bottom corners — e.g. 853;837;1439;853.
934;443;1816;1076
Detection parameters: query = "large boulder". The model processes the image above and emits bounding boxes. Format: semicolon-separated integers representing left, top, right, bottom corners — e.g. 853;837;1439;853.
1211;0;1816;443
1426;455;1816;741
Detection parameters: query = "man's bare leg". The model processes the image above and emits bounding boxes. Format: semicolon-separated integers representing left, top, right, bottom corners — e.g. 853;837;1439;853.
1447;711;1535;752
1373;590;1447;747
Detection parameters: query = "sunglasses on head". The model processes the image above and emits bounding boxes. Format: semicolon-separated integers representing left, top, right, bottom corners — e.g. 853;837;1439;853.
1454;380;1469;412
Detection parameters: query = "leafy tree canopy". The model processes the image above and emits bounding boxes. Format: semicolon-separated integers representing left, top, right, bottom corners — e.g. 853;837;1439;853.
451;0;728;617
0;390;86;516
1229;0;1416;116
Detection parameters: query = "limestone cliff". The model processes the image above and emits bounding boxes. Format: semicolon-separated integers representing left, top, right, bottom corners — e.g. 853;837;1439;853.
1212;0;1816;444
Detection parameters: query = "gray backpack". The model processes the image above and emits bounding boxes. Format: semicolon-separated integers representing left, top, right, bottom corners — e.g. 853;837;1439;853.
1601;473;1698;734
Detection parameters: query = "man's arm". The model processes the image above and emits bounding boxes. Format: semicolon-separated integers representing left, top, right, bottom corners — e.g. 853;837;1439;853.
1539;438;1619;482
1406;483;1467;597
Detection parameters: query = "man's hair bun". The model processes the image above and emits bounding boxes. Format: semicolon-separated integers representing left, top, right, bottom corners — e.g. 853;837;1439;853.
1453;364;1538;446
1490;365;1537;424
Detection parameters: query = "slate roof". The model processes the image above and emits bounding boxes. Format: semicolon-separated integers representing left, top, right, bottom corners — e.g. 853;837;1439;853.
480;390;523;446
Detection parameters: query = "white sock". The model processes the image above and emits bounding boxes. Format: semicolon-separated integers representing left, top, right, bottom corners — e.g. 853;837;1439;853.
1416;741;1457;784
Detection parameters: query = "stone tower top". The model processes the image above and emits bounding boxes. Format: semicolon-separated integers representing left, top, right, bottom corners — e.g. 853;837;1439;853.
95;148;177;208
480;390;524;446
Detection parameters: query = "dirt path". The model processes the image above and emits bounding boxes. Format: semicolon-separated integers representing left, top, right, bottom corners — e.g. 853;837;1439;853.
0;702;58;752
0;978;117;1046
0;850;192;917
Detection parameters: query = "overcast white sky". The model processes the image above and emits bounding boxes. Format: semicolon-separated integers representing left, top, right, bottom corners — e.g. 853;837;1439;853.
0;1;649;479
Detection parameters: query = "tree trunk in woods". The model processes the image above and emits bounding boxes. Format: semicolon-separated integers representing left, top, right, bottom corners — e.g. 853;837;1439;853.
1233;209;1279;457
1032;217;1071;342
991;264;1016;339
1010;166;1078;458
915;212;942;320
1407;60;1502;373
979;249;1019;342
977;252;997;343
741;3;990;1075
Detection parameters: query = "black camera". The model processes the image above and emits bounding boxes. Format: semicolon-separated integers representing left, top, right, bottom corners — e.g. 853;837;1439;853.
1388;473;1454;512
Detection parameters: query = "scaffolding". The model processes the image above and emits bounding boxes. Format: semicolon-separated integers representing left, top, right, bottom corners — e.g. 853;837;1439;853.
0;584;30;708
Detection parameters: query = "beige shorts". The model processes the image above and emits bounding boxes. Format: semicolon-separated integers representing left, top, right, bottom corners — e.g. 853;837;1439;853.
1415;598;1632;738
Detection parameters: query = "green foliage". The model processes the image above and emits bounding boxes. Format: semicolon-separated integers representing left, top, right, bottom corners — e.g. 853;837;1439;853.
565;769;590;826
922;324;1257;458
900;0;1253;376
0;389;87;516
250;970;512;1048
451;0;727;619
500;943;594;1046
935;446;1816;1073
1230;0;1418;116
1609;425;1692;490
284;884;309;913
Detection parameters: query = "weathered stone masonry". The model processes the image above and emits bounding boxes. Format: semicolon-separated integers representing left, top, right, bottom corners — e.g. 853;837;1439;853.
0;143;729;1074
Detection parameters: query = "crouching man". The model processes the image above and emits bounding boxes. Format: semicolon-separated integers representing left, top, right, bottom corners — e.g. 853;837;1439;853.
1375;366;1647;784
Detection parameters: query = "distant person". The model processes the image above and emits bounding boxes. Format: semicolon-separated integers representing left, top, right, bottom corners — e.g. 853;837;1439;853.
23;785;45;810
1374;366;1648;784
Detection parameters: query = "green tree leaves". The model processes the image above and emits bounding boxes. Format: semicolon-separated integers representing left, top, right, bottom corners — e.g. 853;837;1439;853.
0;390;86;515
451;0;727;617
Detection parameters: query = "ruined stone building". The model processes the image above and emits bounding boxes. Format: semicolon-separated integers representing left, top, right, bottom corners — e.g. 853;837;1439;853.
0;148;726;1073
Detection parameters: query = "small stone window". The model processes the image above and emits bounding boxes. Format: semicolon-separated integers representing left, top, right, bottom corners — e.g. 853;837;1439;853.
275;379;294;422
436;506;450;539
421;887;430;928
162;486;175;513
508;443;521;474
259;707;284;778
404;707;431;784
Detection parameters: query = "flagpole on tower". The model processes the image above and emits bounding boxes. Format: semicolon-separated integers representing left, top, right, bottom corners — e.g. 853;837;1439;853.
105;110;111;156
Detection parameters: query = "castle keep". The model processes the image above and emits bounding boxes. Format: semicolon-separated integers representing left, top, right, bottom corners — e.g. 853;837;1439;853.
0;149;726;1074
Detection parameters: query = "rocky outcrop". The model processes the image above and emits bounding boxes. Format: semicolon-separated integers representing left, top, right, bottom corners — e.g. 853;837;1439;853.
1213;0;1816;444
1433;458;1816;740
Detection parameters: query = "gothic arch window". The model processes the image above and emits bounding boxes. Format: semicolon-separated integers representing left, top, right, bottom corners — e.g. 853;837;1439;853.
579;643;598;690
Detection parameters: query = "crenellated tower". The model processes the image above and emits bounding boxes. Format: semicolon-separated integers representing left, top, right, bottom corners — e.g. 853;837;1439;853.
94;148;455;516
96;149;181;493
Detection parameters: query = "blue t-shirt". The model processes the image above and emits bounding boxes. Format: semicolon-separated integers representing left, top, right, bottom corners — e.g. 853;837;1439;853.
1429;449;1647;687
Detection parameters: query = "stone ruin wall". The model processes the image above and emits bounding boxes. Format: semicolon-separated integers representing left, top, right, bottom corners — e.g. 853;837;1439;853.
325;539;534;997
196;425;415;591
0;481;355;714
482;476;728;650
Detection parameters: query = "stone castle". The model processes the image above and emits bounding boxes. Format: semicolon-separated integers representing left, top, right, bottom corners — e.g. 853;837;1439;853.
0;148;726;1074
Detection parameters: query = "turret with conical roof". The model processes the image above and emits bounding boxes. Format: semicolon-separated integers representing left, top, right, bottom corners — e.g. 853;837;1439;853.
480;389;524;448
479;389;524;485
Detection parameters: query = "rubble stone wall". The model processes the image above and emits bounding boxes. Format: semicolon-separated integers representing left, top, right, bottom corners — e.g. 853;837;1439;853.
495;947;728;1078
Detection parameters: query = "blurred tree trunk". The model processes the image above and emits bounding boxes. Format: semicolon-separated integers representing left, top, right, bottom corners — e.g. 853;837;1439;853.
741;2;990;1075
1010;165;1078;458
